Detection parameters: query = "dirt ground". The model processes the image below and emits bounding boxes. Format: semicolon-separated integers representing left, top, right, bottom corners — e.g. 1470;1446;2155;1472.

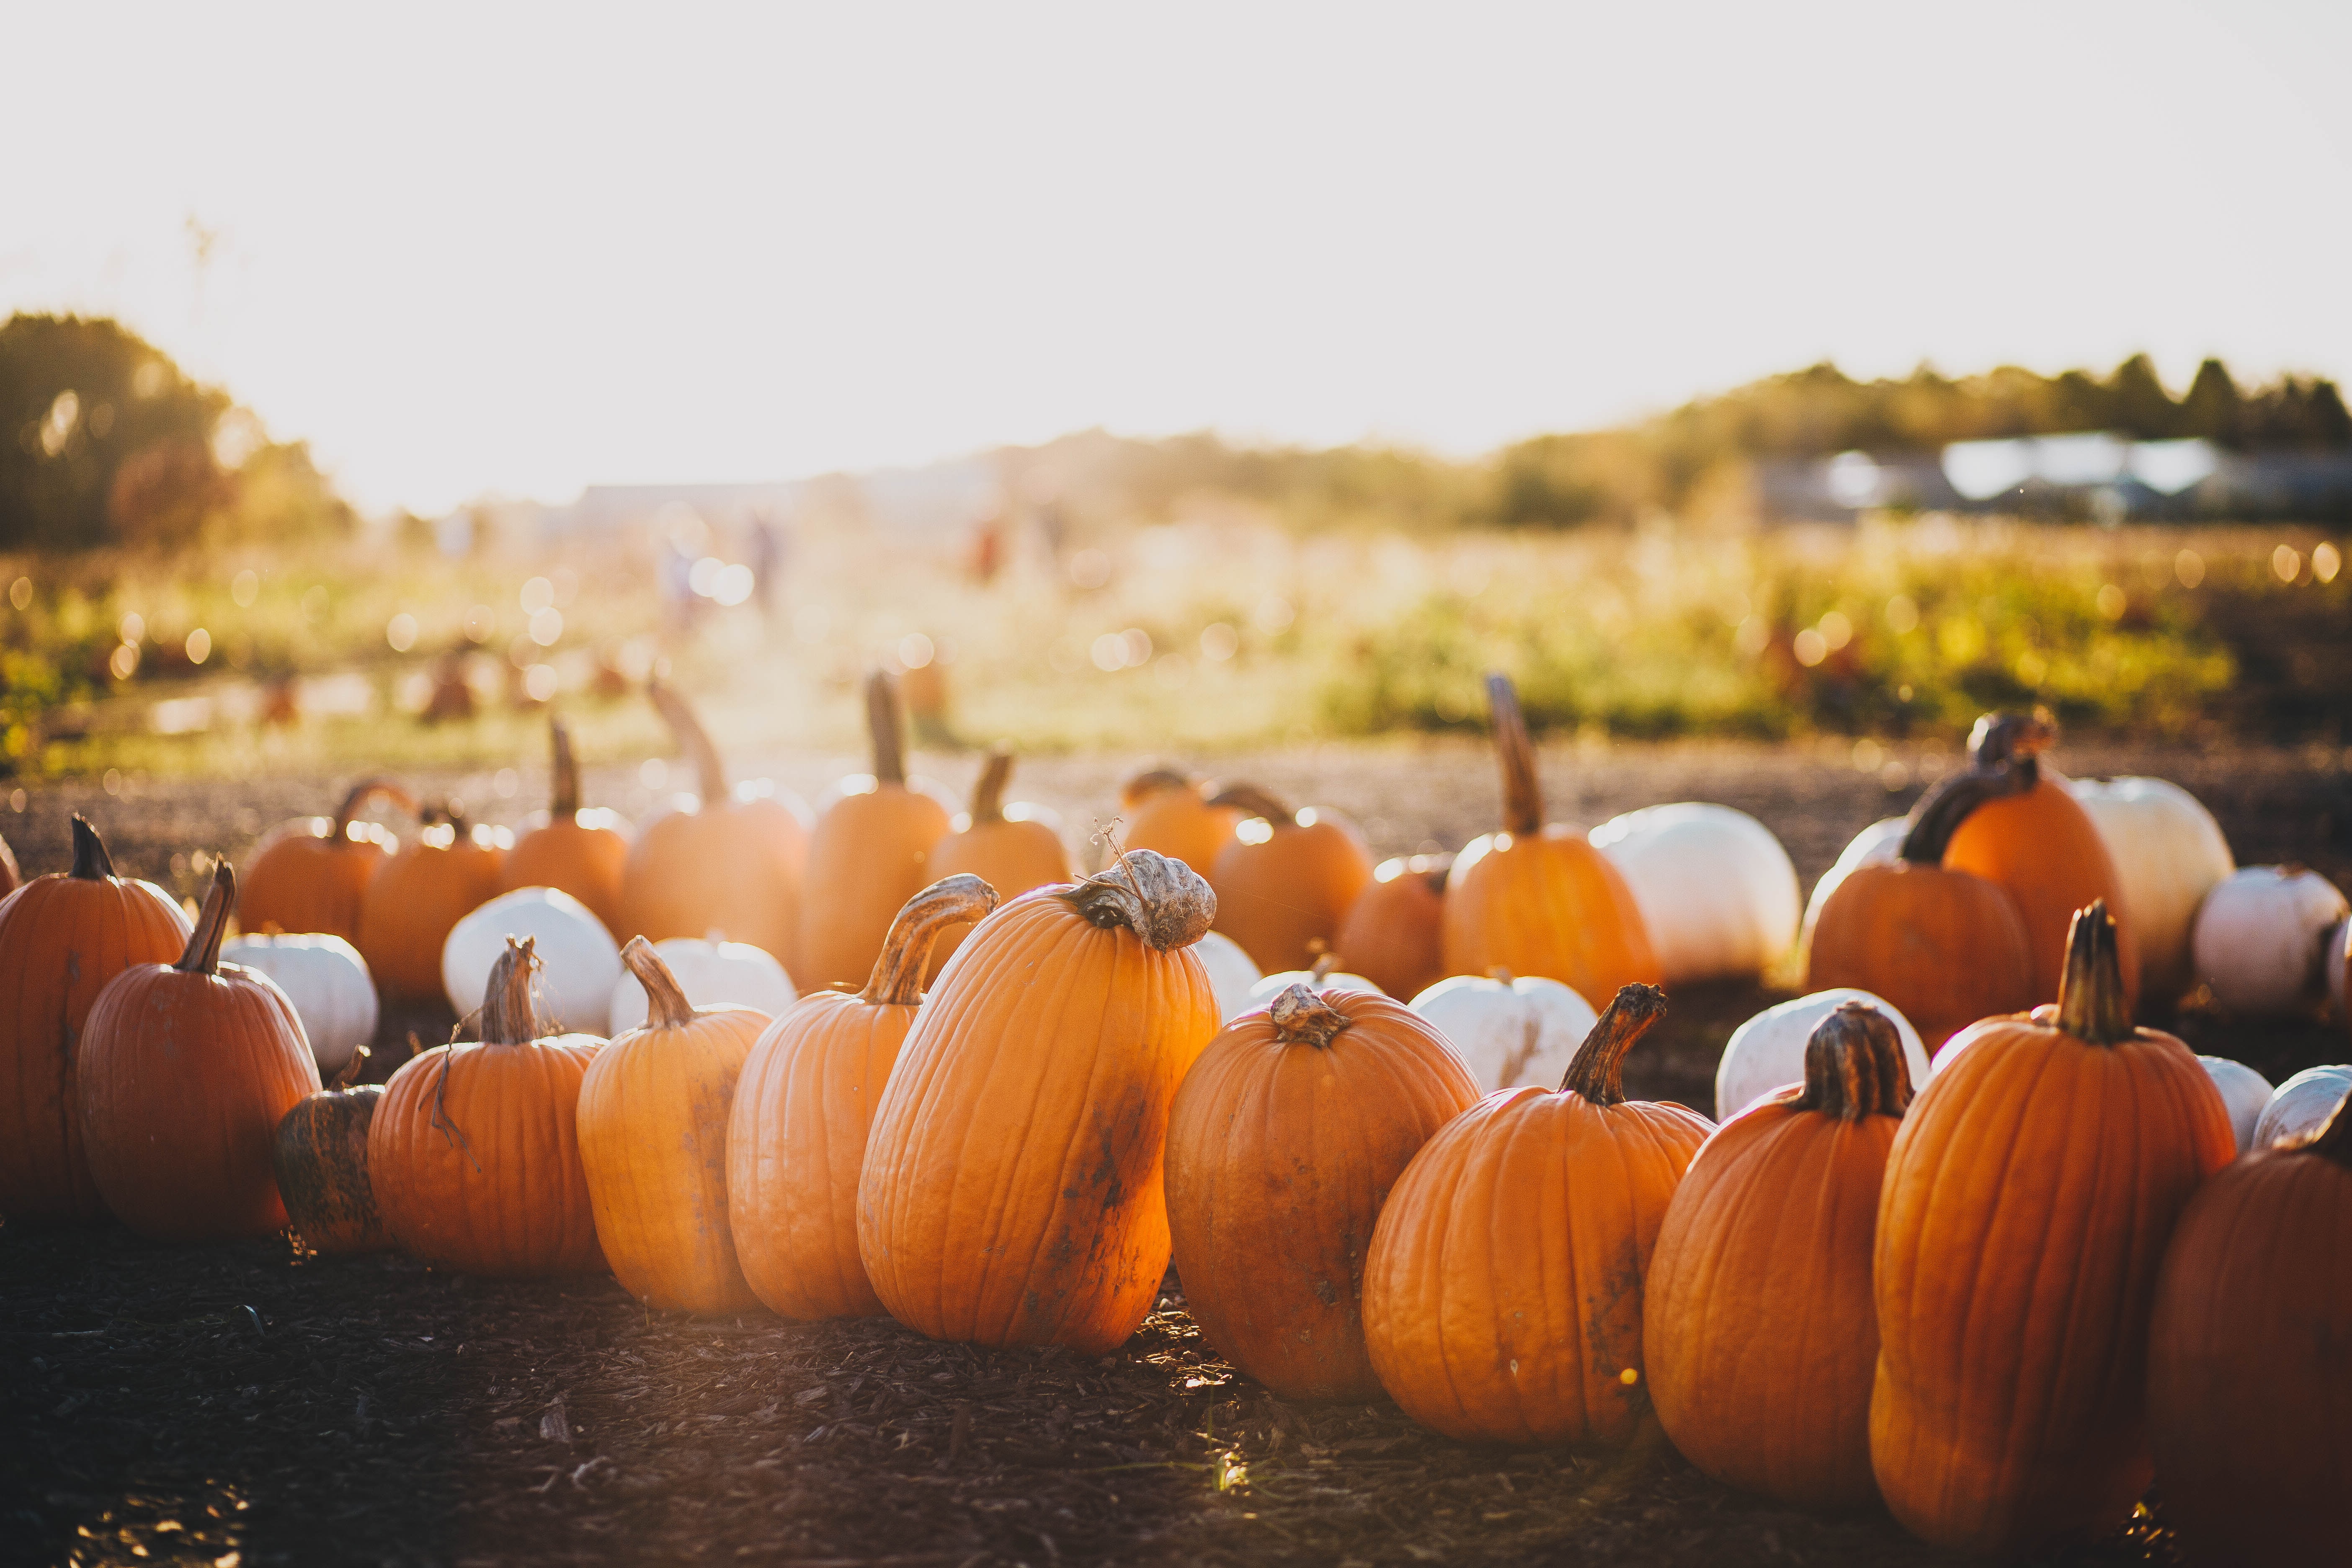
4;739;2348;1568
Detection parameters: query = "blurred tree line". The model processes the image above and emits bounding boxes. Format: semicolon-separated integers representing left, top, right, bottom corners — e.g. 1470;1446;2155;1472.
1;313;355;552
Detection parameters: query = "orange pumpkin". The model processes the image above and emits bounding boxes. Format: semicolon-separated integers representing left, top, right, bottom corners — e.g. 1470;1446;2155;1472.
0;817;191;1222
353;803;508;1001
1361;984;1709;1444
1645;1001;1913;1509
1442;674;1658;1003
1333;853;1450;1000
1869;903;2233;1553
859;850;1220;1353
619;680;811;962
923;748;1068;982
796;671;954;989
76;864;321;1242
729;875;1000;1320
578;938;769;1313
1165;983;1479;1399
369;937;603;1276
241;780;413;940
502;717;630;936
2148;1088;2352;1561
273;1047;392;1256
1207;784;1375;973
1121;769;1243;877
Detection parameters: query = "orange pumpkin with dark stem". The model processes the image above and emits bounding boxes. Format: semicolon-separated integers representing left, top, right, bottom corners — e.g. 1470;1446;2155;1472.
1869;903;2232;1554
859;850;1220;1353
579;938;768;1313
369;937;604;1276
503;717;631;937
354;802;508;1001
729;875;1000;1320
1121;768;1243;878
620;681;811;962
273;1047;392;1256
1333;853;1450;1000
1207;784;1375;974
1442;674;1658;1004
0;817;191;1223
1645;1001;1913;1509
1165;983;1479;1400
241;780;414;940
797;671;955;989
2148;1088;2352;1561
923;749;1068;982
77;863;321;1242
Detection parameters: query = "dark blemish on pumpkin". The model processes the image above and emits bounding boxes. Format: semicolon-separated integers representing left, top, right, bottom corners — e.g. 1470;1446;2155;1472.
1311;1277;1339;1308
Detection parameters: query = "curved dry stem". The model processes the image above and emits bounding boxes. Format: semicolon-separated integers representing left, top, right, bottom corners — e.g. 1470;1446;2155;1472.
864;874;1001;1006
2305;1086;2352;1166
2055;900;2133;1046
1270;983;1349;1050
1485;672;1543;836
648;679;728;804
549;720;580;819
176;862;237;975
1797;1001;1913;1119
1969;708;2056;773
867;670;907;786
328;1043;372;1091
969;748;1013;825
479;936;546;1045
1558;983;1667;1106
1897;708;2050;864
1055;848;1216;952
620;936;697;1029
1121;766;1194;805
69;815;115;880
1203;783;1295;826
332;780;418;841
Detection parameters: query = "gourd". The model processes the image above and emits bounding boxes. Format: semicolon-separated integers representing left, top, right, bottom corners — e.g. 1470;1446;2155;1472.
501;718;631;937
1360;985;1712;1444
1715;988;1930;1123
2068;776;2234;1006
1165;984;1480;1400
1795;816;1906;967
1407;970;1596;1092
608;936;797;1034
1869;903;2234;1554
727;876;998;1320
220;933;378;1079
2254;1065;2352;1149
1333;854;1450;1002
353;803;508;1001
1441;674;1658;1003
795;671;955;989
859;851;1220;1354
441;885;621;1033
1119;768;1243;877
1193;931;1262;1022
1243;949;1382;1010
1589;803;1800;984
76;864;321;1242
2199;1056;2273;1153
240;780;412;941
272;1048;392;1255
1207;785;1375;974
2190;866;2348;1017
923;748;1069;981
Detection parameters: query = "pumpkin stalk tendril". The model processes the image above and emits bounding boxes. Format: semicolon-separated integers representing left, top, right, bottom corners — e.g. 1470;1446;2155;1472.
174;862;237;975
1558;983;1667;1105
1795;1001;1914;1120
2054;900;2133;1045
863;874;1000;1006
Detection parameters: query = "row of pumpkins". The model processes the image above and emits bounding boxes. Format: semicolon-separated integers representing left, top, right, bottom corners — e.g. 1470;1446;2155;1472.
1;677;2348;1561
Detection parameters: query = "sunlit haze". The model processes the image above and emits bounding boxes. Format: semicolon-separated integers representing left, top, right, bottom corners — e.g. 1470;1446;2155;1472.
6;1;2347;515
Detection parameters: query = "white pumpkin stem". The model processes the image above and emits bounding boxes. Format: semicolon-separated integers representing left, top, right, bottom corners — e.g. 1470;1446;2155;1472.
867;669;908;787
1797;1001;1912;1120
174;862;237;976
69;815;115;879
968;748;1013;825
619;936;697;1029
1269;983;1350;1050
1056;848;1216;952
1558;983;1667;1107
549;719;581;819
479;936;547;1045
864;874;1001;1006
648;679;728;804
2055;900;2133;1046
1483;672;1544;837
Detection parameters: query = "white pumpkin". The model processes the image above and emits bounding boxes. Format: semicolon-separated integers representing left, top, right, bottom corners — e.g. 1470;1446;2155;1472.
2197;1056;2275;1154
607;934;798;1034
2252;1065;2352;1150
1715;988;1931;1123
1590;803;1801;983
219;933;377;1077
2190;866;2350;1017
1409;972;1598;1092
1796;816;1908;961
442;885;622;1033
1245;957;1382;1013
1195;931;1263;1022
2069;776;2235;1004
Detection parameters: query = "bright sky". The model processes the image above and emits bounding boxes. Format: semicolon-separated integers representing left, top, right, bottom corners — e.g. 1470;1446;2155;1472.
6;1;2348;515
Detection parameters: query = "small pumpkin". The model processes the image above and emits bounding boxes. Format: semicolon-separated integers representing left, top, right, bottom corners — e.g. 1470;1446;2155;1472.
2190;865;2347;1017
369;936;604;1276
1244;948;1382;1011
1120;768;1243;877
1360;985;1712;1445
220;932;379;1079
1408;970;1596;1092
923;748;1069;982
609;936;797;1034
859;850;1220;1354
272;1047;392;1255
441;885;622;1033
1441;674;1658;1003
0;817;192;1222
354;803;508;1001
502;717;632;936
2198;1055;2273;1153
1194;931;1263;1021
1869;902;2234;1554
77;864;321;1242
1165;984;1480;1400
578;938;770;1313
1334;854;1451;1001
1589;803;1801;984
796;671;955;989
729;875;999;1320
2068;776;2234;1006
1207;784;1375;974
1795;815;1908;970
240;779;413;941
1714;988;1930;1123
2254;1064;2352;1149
1646;1002;1914;1509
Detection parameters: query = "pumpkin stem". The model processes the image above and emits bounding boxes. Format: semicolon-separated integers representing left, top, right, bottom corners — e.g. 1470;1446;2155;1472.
329;1043;371;1091
1055;848;1216;952
619;936;697;1029
2055;900;2134;1045
478;936;547;1045
867;669;908;787
1795;1001;1913;1120
1269;983;1350;1050
1484;673;1544;838
1896;709;2050;864
68;815;116;879
1558;983;1667;1106
2305;1089;2352;1166
330;779;417;843
647;679;728;805
863;874;1001;1005
549;719;581;820
1969;708;2056;775
1122;766;1193;804
175;862;238;976
1203;782;1295;826
969;748;1013;825
1308;950;1336;984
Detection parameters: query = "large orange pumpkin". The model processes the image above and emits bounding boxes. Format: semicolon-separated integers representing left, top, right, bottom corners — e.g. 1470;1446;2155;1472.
1207;784;1375;974
240;780;413;940
619;680;811;963
2148;1088;2352;1561
368;936;604;1276
1165;983;1479;1400
859;850;1220;1353
1360;984;1711;1444
728;874;999;1320
1121;769;1243;877
1645;1001;1913;1509
795;672;955;989
1333;853;1450;1000
578;938;769;1313
502;717;630;937
1869;903;2233;1554
922;748;1068;982
0;817;191;1222
77;864;321;1242
1441;674;1658;1003
354;804;508;1001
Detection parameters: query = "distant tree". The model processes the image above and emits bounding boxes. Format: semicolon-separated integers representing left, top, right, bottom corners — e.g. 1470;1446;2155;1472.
2179;358;2243;444
2105;353;2182;439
